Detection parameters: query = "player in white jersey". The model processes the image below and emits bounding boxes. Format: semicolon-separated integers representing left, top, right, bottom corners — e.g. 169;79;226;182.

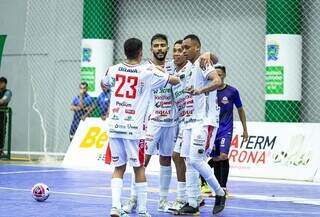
169;40;193;211
175;35;226;216
103;38;180;217
123;34;178;213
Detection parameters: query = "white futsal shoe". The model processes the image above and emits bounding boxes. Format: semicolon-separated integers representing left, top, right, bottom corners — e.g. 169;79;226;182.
110;207;129;217
138;211;152;217
122;196;137;213
158;199;172;212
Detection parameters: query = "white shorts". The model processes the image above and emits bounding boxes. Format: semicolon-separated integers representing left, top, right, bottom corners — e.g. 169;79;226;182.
180;122;218;158
145;124;178;156
107;138;146;167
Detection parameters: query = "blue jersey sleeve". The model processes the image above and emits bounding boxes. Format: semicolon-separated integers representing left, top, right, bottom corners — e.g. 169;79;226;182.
233;88;243;108
87;96;94;105
71;96;78;106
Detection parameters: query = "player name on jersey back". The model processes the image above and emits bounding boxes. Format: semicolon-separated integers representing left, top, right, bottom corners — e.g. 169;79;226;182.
104;62;169;139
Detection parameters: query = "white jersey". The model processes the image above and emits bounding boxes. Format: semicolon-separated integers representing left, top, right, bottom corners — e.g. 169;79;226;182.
147;60;177;127
172;61;193;125
103;62;169;139
184;59;220;129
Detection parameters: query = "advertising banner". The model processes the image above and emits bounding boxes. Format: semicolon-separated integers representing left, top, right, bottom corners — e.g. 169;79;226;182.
230;122;320;181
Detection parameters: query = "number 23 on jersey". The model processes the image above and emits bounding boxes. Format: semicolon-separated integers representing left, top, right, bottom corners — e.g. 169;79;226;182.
114;74;138;99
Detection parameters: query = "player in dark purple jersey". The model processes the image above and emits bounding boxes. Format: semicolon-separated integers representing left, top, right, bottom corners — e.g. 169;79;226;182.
69;82;94;141
201;64;248;194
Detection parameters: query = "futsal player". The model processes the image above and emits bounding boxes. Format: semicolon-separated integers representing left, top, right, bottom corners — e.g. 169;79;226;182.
103;38;180;217
123;33;177;213
170;39;192;210
208;64;248;194
176;34;226;215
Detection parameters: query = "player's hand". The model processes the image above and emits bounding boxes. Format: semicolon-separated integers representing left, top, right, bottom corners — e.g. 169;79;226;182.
199;52;213;70
205;146;213;157
75;105;83;111
185;87;202;95
242;130;248;142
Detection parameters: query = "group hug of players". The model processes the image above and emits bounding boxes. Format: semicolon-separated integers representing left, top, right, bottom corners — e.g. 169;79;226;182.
103;33;248;217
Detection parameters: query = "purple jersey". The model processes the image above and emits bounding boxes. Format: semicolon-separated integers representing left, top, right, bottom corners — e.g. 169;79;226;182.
69;93;93;136
216;85;242;139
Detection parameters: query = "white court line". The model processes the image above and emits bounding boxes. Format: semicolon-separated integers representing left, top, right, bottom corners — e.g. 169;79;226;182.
0;186;319;215
0;169;72;175
100;186;320;206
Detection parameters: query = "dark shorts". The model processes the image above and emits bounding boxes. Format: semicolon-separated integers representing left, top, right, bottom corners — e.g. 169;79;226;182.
210;134;232;157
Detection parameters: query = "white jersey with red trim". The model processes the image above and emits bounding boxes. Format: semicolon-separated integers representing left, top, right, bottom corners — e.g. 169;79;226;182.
147;60;178;127
103;62;169;139
172;61;193;125
184;59;220;128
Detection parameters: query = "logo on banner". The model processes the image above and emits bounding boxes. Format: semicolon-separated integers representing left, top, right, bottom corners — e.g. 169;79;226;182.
229;134;277;164
80;127;108;149
267;41;279;61
82;47;92;62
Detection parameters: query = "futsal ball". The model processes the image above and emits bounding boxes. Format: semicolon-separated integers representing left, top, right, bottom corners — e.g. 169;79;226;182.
31;183;50;202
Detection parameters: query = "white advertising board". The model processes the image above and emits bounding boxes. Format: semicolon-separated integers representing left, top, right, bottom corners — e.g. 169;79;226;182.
229;122;320;181
63;119;320;182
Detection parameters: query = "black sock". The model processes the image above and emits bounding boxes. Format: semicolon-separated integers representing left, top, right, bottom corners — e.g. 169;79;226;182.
220;159;230;188
208;158;214;168
212;160;222;186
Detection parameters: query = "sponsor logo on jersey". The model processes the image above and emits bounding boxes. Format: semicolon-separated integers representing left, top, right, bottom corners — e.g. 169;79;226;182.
125;109;135;114
155;95;171;100
124;116;133;121
174;89;185;98
176;98;186;106
116;101;132;107
181;110;193;117
185;98;194;107
155;101;173;108
159;88;171;94
111;115;119;120
221;96;229;104
155;110;171;116
127;124;138;129
118;66;138;73
115;124;126;129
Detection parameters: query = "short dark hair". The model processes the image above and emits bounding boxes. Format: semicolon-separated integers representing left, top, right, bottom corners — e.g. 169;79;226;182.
174;40;183;46
183;34;201;47
124;38;143;59
215;64;226;74
0;77;7;84
151;34;168;46
80;81;88;88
